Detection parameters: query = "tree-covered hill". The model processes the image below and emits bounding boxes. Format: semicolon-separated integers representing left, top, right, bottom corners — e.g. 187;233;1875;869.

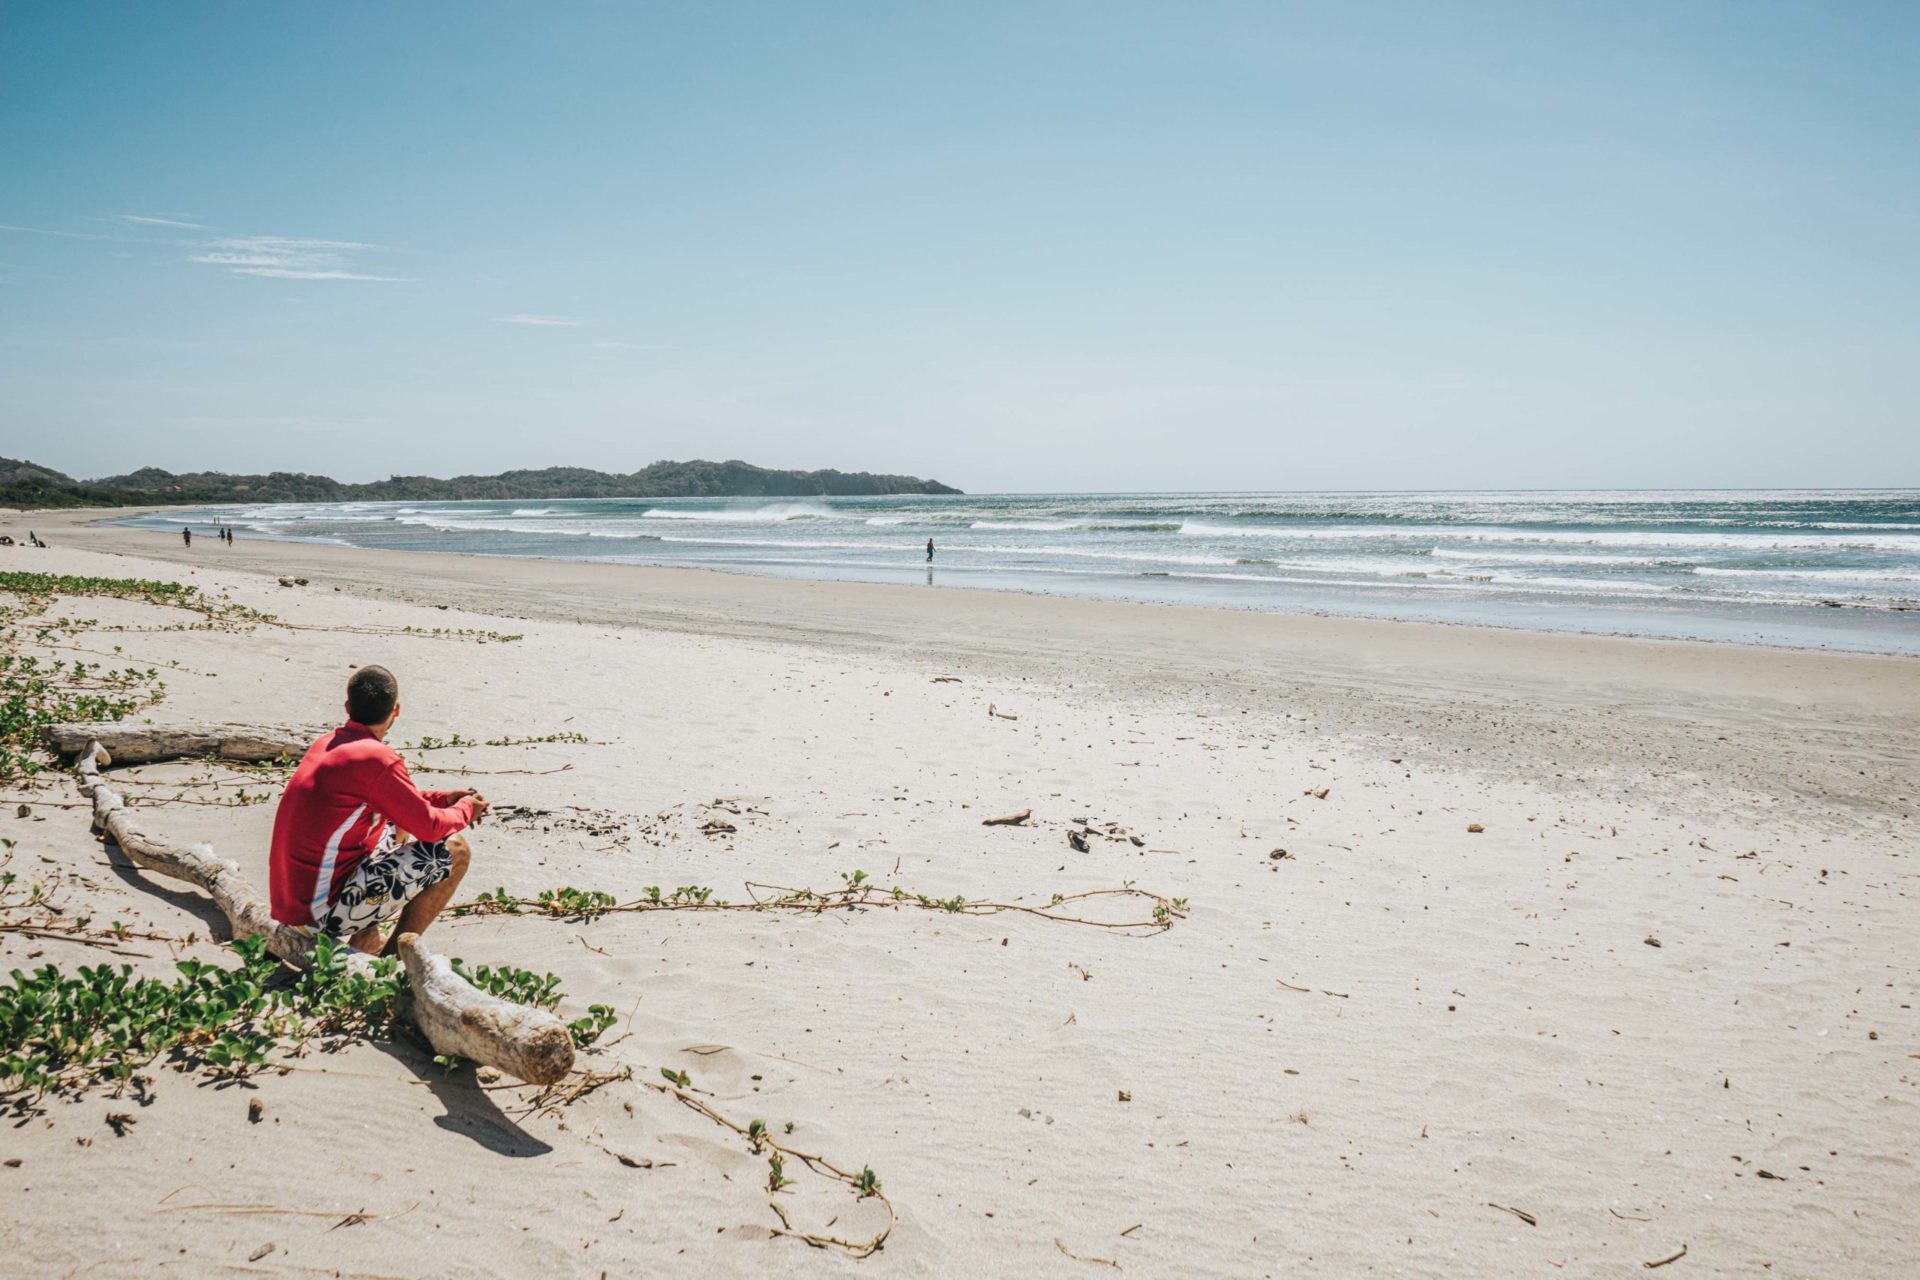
0;457;960;509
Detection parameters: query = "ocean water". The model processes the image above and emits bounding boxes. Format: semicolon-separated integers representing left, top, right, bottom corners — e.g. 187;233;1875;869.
119;491;1920;652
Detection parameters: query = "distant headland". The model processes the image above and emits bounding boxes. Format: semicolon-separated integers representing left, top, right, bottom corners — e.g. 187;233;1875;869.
0;457;962;509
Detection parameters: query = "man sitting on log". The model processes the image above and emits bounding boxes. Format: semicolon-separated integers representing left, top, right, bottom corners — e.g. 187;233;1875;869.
268;665;487;955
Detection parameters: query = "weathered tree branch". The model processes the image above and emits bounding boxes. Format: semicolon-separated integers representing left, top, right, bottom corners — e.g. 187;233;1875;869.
67;735;573;1085
397;933;576;1084
43;721;322;765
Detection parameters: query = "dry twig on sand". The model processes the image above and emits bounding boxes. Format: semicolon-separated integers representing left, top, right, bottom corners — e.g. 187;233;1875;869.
412;762;573;778
1487;1203;1537;1226
156;1188;421;1225
0;850;172;955
641;1075;895;1258
1054;1238;1121;1268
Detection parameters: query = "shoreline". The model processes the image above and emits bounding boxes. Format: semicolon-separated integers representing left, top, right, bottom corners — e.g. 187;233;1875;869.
82;499;1920;656
34;504;1920;662
23;506;1920;825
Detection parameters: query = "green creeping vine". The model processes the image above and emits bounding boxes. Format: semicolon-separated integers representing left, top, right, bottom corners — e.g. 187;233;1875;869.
650;1068;896;1257
0;571;273;784
0;934;398;1100
396;625;523;643
0;571;273;623
0;935;613;1103
0;651;166;784
277;622;523;643
453;871;1189;934
405;731;589;751
449;957;563;1009
446;956;615;1049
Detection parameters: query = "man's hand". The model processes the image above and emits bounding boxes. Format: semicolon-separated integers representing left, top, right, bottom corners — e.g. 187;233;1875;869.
442;787;484;817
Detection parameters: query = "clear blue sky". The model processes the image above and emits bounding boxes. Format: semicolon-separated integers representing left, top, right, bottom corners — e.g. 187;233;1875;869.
2;2;1914;491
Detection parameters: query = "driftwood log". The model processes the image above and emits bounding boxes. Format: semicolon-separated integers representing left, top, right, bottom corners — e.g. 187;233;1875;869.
397;934;580;1081
67;736;575;1085
43;721;323;766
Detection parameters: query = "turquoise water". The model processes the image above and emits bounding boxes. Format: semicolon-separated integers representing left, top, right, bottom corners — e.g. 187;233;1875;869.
121;491;1920;652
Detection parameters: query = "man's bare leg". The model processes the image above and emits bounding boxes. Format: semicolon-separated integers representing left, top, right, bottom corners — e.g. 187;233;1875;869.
379;833;471;957
347;923;383;955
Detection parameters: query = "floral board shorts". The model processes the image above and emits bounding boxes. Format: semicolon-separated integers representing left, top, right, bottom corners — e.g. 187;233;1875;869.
314;835;453;938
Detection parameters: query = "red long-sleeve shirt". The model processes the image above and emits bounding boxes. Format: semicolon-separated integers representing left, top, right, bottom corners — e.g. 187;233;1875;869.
269;722;474;927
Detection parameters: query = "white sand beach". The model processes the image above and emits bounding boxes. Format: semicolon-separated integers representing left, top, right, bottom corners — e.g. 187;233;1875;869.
3;511;1916;1278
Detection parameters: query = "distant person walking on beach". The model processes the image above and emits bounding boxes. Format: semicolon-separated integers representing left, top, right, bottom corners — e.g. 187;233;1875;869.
182;527;191;548
926;538;935;562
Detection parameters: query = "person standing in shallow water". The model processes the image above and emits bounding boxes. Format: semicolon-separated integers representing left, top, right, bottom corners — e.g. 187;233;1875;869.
926;538;935;562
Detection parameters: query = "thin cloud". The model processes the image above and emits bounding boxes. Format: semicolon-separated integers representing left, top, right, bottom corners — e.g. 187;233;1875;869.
209;235;380;252
233;267;414;281
494;314;581;327
188;233;408;282
120;213;206;229
192;252;299;266
590;340;673;350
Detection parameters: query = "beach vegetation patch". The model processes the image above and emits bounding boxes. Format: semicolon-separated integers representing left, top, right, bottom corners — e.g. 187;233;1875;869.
442;956;613;1050
0;571;274;783
0;652;163;783
0;570;271;624
397;625;523;642
404;730;588;751
447;956;563;1011
0;930;620;1105
0;933;391;1101
450;872;1188;933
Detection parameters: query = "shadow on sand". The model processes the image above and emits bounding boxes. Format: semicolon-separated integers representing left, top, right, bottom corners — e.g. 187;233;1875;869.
373;1039;553;1157
102;842;234;940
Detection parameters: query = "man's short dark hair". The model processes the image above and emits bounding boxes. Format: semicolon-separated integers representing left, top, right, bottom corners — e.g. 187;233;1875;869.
346;665;399;725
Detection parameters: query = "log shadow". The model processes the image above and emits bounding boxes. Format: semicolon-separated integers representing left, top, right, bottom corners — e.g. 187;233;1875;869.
370;1038;553;1158
100;840;233;940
